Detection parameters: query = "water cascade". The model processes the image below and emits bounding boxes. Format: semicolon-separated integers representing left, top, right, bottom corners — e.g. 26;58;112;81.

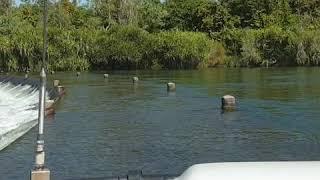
0;76;59;151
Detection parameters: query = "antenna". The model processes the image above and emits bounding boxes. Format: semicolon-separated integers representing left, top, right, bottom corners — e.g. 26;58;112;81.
30;0;50;179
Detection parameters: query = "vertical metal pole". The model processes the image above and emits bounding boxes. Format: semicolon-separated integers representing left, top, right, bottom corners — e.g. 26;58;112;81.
35;0;49;169
34;68;47;170
31;0;50;179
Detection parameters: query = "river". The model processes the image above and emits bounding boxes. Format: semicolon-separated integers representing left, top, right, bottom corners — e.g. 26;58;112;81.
1;67;320;179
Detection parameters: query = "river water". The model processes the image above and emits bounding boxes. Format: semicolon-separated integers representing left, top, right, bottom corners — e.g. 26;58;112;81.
1;68;320;179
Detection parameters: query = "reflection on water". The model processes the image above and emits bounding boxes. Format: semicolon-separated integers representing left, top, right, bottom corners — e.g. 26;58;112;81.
1;67;320;180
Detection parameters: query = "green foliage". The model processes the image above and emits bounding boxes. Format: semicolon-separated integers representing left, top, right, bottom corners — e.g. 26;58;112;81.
152;31;221;69
257;26;297;66
296;30;320;65
1;0;320;71
289;0;320;18
138;0;166;32
0;10;42;71
49;57;90;71
164;0;238;33
240;30;262;66
205;42;226;67
0;0;11;15
224;0;276;28
222;26;320;67
296;42;308;65
92;25;151;69
91;26;221;69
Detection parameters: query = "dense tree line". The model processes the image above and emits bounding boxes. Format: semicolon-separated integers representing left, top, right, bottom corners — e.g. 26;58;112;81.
0;0;320;71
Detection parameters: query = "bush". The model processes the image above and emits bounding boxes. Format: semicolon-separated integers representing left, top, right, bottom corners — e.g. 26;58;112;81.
256;26;297;66
91;26;223;70
309;42;320;65
240;30;262;66
205;42;226;67
92;25;152;69
222;27;301;67
151;31;224;69
49;57;90;71
296;42;308;65
296;30;320;66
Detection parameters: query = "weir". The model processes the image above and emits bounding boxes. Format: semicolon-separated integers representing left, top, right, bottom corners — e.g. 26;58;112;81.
0;75;62;151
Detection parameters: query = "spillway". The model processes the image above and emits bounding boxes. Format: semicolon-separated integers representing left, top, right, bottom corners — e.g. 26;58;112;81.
0;76;59;151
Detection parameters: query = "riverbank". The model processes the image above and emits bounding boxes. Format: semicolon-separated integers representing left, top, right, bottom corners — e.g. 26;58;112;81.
1;1;320;71
2;25;320;72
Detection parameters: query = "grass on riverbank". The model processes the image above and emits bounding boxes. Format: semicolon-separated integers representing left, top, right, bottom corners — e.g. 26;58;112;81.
2;23;320;72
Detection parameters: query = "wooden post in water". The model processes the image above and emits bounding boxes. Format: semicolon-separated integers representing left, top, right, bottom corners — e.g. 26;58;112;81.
55;86;65;96
221;95;236;111
53;80;65;96
167;82;176;92
25;74;29;78
53;80;60;87
132;77;139;83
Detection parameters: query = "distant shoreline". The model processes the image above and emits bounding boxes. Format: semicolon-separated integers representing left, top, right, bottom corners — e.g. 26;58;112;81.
2;66;320;74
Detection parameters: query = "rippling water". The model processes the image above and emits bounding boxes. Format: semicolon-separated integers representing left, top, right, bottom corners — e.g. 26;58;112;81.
1;68;320;179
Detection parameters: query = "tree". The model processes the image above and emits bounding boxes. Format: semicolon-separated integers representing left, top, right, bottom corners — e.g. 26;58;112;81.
138;0;166;32
289;0;320;17
164;0;237;33
224;0;279;28
0;0;12;15
92;0;141;28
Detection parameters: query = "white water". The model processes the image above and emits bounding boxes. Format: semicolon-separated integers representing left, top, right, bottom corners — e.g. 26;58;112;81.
0;81;49;151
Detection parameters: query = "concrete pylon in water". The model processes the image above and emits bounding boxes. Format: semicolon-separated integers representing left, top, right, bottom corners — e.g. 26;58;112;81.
167;82;176;92
132;77;139;83
53;80;60;87
221;95;236;111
